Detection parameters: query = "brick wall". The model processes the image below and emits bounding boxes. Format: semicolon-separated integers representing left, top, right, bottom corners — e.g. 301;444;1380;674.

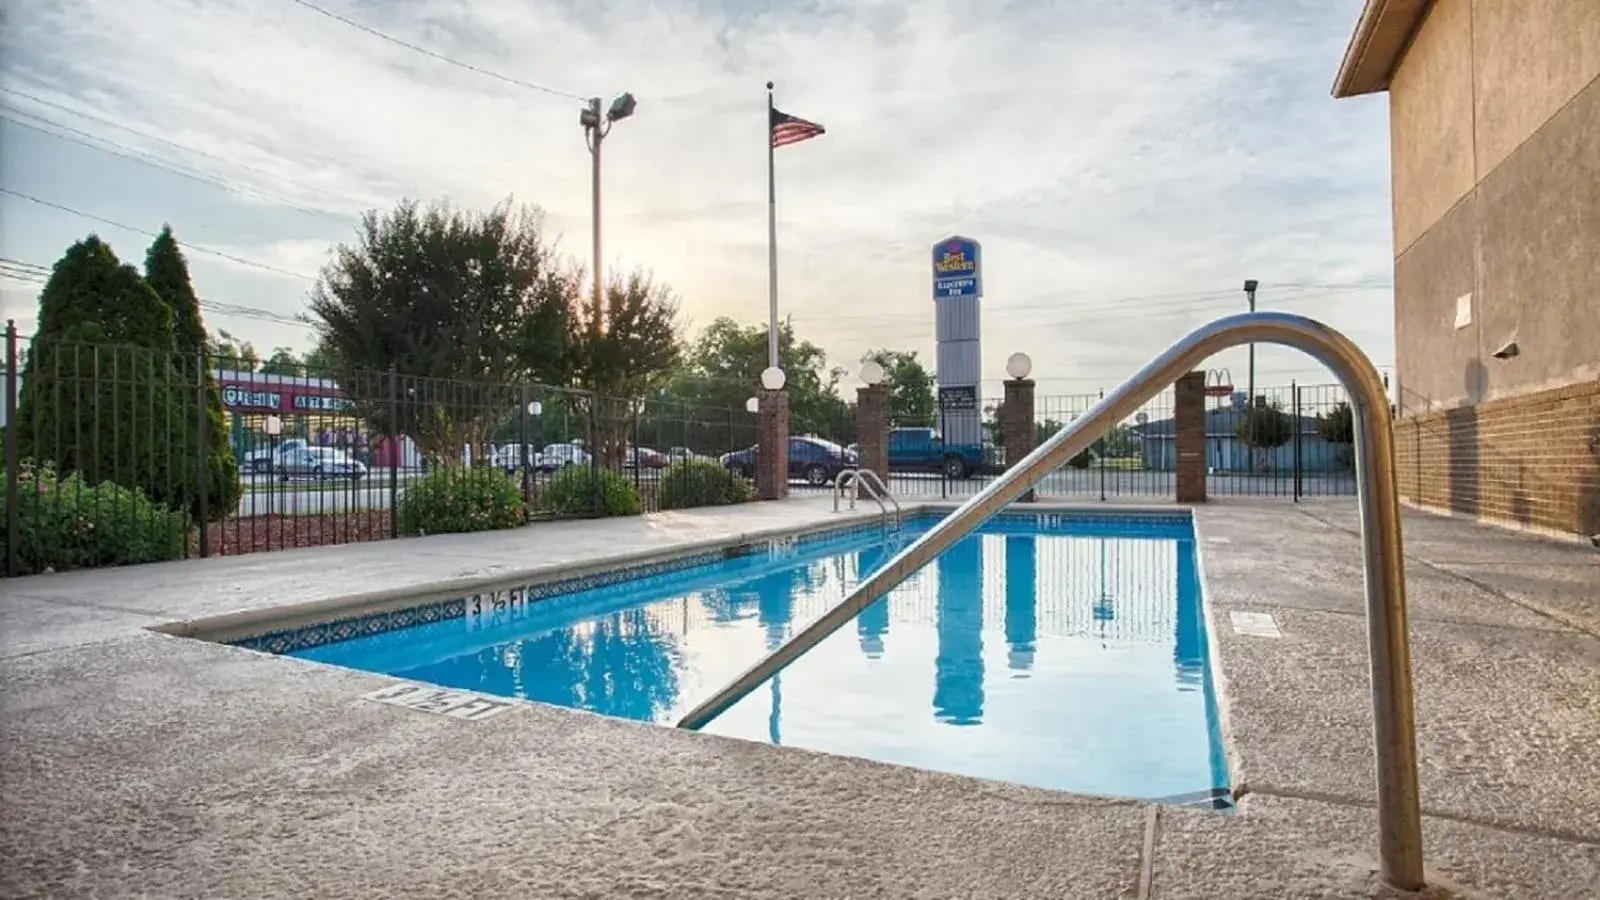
1001;378;1036;503
855;385;889;481
1174;372;1207;503
756;389;789;501
1393;379;1600;536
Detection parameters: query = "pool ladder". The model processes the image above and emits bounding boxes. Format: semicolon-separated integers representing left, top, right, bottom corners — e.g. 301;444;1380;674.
677;311;1426;893
833;468;901;532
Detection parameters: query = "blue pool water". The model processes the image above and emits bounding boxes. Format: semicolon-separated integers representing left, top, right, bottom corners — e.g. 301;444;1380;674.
289;513;1229;803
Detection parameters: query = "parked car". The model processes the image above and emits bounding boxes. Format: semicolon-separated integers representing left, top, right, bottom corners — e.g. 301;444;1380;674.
245;438;307;474
624;446;668;470
665;446;703;464
720;436;858;486
491;443;538;474
275;446;368;482
887;427;983;479
535;443;590;473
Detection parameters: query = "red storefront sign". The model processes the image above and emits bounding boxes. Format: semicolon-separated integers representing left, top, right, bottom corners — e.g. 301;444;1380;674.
215;370;353;414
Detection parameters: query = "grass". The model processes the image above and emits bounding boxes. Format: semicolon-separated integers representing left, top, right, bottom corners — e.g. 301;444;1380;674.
1096;457;1146;470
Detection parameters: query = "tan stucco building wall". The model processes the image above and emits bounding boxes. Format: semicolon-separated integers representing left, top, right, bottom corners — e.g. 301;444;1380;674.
1336;0;1600;538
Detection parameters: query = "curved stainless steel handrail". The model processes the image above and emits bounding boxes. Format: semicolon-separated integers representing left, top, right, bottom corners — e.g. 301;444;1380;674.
676;311;1425;890
852;469;900;527
831;469;859;512
832;468;902;529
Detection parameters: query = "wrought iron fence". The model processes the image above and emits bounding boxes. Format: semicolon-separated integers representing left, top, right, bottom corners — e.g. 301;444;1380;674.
1198;382;1358;498
802;383;1358;502
1;327;760;575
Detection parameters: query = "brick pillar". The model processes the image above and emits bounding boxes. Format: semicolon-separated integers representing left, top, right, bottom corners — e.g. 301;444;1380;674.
855;384;890;481
1174;371;1207;504
757;388;789;500
1002;378;1037;503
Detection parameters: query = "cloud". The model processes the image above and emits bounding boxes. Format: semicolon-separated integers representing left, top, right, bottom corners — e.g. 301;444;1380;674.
0;0;1392;393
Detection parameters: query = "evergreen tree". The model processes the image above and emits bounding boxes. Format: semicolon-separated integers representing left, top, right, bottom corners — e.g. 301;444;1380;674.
31;236;172;343
16;236;183;509
144;225;207;358
144;226;241;521
15;234;237;525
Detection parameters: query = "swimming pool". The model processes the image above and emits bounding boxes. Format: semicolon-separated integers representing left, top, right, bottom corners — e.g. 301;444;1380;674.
276;511;1229;806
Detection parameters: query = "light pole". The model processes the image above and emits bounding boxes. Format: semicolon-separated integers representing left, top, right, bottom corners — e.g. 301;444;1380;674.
580;92;637;334
1243;279;1258;406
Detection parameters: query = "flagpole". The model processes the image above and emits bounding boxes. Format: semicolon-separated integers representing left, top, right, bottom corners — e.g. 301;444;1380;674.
766;81;780;371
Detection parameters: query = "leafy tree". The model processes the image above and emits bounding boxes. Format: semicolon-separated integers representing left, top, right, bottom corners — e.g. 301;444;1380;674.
863;349;935;426
301;339;339;375
672;317;850;442
1315;400;1356;470
259;347;305;376
984;408;1090;467
15;236;204;520
308;197;571;463
561;270;683;469
208;328;259;371
1315;401;1354;445
144;227;240;521
1235;400;1295;471
1090;424;1139;457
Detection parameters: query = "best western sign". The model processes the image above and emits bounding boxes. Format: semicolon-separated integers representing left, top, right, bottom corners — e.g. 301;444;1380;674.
931;236;982;300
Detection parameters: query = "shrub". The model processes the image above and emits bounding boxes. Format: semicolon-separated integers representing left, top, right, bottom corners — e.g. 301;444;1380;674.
1235;402;1294;450
0;461;190;574
396;466;526;536
14;235;240;523
658;459;753;510
1066;447;1093;469
539;465;641;517
1315;401;1355;445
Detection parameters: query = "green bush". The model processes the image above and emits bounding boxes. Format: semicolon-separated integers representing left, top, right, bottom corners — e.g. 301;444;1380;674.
14;235;240;523
0;461;190;574
1066;448;1093;469
1316;401;1355;446
396;466;526;535
657;459;753;510
539;465;641;517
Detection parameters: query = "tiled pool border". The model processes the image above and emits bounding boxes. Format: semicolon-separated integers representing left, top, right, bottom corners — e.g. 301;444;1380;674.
171;506;1194;656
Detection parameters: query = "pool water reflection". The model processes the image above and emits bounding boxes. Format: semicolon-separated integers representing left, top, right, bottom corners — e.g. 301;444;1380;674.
293;517;1228;802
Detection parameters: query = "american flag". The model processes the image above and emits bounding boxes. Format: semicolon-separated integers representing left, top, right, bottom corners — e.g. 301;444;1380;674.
770;107;825;148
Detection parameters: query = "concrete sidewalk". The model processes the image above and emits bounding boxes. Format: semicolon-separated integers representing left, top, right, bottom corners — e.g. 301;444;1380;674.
1;498;1596;898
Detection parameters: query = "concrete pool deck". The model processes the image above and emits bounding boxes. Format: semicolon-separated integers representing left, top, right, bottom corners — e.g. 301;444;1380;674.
1;497;1595;898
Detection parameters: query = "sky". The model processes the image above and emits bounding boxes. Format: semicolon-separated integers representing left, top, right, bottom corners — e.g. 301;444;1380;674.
0;0;1394;398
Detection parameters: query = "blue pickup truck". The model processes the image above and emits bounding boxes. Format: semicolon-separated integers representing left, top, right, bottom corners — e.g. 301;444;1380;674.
887;427;984;479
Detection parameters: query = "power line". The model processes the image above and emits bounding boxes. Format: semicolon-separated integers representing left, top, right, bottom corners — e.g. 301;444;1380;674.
798;280;1390;328
0;257;47;273
1;255;310;332
0;87;371;209
0;188;318;281
795;284;1387;336
288;0;589;102
0;110;351;224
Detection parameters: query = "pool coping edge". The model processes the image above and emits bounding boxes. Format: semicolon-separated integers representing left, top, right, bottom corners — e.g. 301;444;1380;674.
152;507;896;644
155;500;1200;649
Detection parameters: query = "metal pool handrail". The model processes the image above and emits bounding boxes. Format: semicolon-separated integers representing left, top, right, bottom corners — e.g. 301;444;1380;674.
834;468;902;529
675;311;1425;891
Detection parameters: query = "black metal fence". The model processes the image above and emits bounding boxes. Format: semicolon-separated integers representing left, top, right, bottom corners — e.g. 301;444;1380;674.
802;383;1358;502
1;327;759;575
0;318;1362;576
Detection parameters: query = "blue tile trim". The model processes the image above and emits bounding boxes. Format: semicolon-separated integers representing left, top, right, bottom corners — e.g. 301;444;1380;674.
232;509;1188;654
